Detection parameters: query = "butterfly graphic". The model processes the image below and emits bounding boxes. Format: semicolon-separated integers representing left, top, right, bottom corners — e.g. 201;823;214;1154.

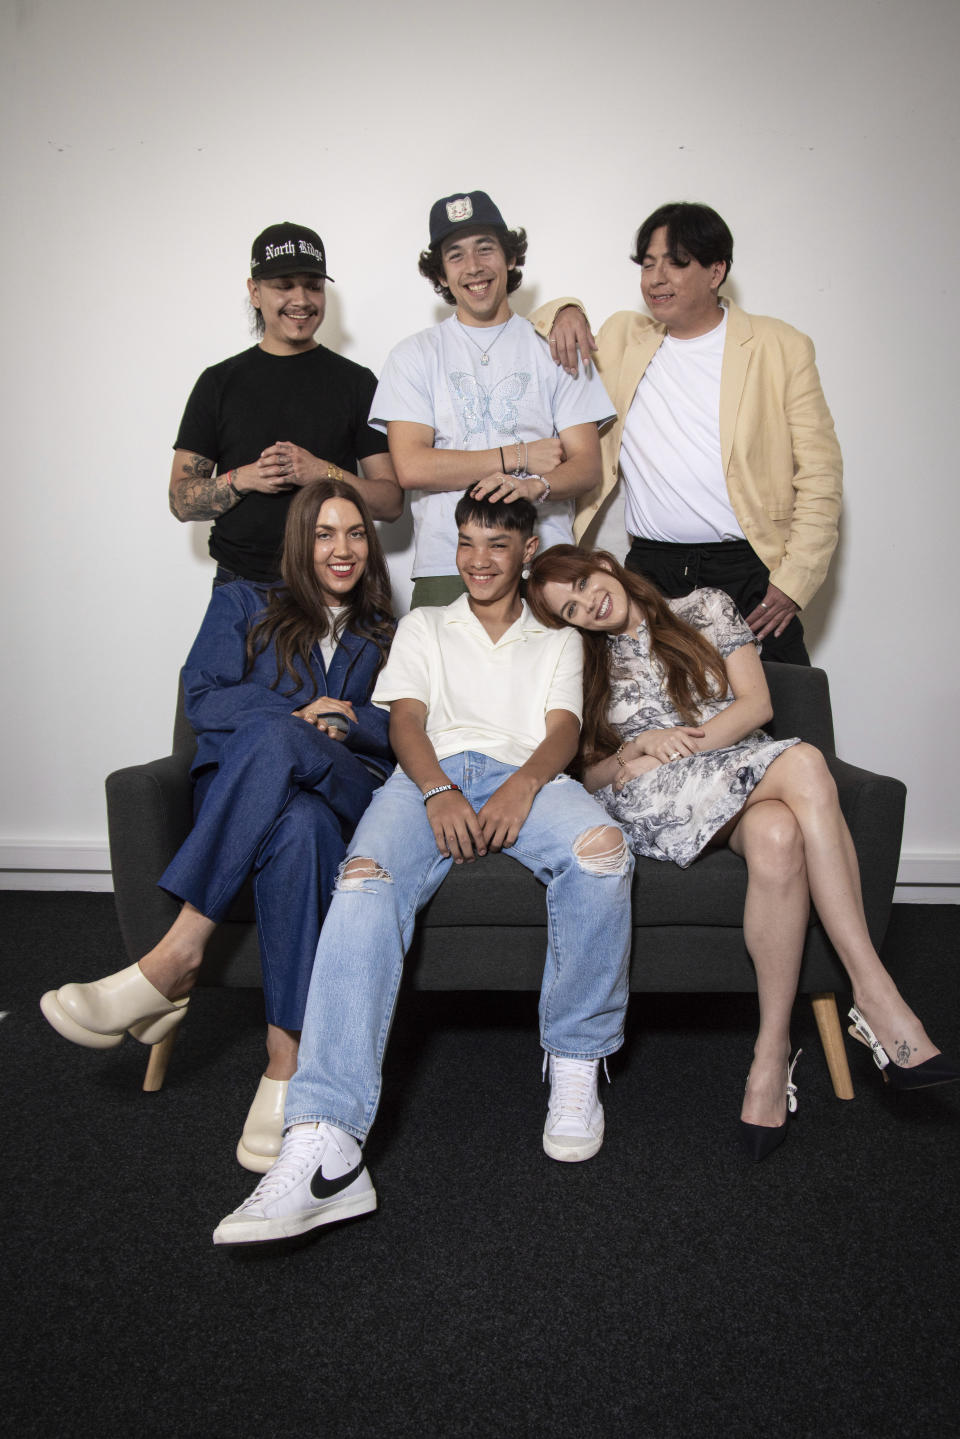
449;370;532;439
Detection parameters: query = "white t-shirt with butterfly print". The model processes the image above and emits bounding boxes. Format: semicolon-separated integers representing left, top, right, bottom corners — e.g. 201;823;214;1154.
370;313;615;578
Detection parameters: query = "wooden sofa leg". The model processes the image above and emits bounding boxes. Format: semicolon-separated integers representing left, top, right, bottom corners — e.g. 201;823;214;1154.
810;992;855;1100
142;1028;179;1093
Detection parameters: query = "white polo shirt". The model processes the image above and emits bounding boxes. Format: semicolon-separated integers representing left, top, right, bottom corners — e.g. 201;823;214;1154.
372;594;583;768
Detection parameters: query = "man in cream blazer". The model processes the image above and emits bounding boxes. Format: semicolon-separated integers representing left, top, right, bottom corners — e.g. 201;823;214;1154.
531;202;842;663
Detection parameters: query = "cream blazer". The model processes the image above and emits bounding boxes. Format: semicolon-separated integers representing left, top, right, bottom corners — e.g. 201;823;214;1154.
530;298;842;610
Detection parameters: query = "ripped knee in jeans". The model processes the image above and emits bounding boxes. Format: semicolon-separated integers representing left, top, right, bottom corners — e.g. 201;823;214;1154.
335;856;393;893
572;825;631;876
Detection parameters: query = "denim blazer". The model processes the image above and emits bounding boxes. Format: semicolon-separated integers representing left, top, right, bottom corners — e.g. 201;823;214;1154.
182;581;394;781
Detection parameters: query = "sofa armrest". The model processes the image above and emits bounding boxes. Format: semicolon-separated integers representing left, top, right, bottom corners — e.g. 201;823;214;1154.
763;663;836;752
105;753;195;963
826;755;907;951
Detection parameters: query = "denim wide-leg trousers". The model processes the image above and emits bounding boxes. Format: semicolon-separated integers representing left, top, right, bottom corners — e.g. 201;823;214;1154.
159;713;380;1029
285;752;635;1141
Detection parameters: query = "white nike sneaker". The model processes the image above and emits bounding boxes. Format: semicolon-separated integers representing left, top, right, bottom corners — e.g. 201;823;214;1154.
542;1055;604;1162
213;1123;376;1245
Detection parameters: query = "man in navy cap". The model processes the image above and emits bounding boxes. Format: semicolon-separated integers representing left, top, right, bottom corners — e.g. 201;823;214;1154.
170;221;402;585
370;192;614;606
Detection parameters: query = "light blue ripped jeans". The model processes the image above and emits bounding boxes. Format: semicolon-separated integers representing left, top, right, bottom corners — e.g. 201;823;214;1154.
285;752;634;1142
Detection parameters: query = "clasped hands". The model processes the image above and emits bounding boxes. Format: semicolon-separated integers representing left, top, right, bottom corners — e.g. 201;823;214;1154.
613;727;706;791
293;696;357;741
232;441;329;496
425;774;536;864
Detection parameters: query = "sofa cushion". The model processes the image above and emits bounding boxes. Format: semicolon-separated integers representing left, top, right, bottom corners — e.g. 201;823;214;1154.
416;846;803;930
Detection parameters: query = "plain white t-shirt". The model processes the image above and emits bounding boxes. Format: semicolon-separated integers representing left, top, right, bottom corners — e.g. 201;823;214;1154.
317;605;345;670
620;309;745;544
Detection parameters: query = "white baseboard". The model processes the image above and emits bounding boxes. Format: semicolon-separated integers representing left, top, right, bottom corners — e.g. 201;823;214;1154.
895;853;960;905
0;843;113;893
1;841;958;902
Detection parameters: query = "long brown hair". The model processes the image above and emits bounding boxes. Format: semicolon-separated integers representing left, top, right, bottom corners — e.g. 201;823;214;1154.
526;546;728;768
245;479;394;699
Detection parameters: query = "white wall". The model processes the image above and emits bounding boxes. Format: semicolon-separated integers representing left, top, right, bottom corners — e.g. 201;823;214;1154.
3;0;958;898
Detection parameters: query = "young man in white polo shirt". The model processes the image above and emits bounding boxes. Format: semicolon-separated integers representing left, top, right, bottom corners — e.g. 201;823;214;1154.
370;190;615;607
214;493;634;1246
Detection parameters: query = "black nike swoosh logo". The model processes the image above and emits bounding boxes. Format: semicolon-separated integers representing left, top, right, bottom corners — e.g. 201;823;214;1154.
310;1161;364;1200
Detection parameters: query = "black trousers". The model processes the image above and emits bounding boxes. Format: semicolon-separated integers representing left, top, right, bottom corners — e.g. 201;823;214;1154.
624;537;810;665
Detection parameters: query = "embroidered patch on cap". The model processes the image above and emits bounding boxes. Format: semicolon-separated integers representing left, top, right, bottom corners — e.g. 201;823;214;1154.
446;197;474;223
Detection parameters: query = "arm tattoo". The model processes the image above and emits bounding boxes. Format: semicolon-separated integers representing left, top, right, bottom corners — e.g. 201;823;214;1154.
169;453;236;519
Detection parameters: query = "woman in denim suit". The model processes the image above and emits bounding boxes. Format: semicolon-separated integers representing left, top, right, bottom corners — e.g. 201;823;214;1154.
41;480;395;1170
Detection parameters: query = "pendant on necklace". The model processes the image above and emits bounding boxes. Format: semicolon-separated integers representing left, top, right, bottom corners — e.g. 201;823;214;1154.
480;353;490;365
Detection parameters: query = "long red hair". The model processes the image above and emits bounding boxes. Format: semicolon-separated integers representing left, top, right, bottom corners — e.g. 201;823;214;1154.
526;546;727;769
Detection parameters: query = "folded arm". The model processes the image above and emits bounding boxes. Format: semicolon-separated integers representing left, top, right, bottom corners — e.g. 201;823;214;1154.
582;644;773;792
470;422;603;506
387;421;565;495
182;588;302;731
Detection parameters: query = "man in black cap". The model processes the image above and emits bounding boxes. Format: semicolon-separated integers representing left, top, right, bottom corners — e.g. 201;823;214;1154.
170;221;402;585
370;191;613;606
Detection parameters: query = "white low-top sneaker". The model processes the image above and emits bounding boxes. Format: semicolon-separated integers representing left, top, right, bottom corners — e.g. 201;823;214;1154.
542;1055;604;1162
213;1123;376;1245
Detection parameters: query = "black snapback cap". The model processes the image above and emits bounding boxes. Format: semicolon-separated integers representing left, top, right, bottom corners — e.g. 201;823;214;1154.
250;222;335;282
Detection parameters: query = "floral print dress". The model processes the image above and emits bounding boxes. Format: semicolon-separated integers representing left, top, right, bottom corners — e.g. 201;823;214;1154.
593;588;800;868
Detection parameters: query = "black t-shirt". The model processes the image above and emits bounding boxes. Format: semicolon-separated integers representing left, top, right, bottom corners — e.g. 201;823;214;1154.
174;344;389;581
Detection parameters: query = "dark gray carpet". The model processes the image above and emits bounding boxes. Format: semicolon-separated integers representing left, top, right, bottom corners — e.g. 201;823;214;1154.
2;894;958;1438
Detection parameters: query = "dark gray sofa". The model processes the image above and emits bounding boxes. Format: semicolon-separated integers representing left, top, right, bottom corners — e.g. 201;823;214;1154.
106;663;906;1099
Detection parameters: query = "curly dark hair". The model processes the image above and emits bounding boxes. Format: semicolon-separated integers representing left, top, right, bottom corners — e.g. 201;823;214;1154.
418;228;528;305
245;479;394;700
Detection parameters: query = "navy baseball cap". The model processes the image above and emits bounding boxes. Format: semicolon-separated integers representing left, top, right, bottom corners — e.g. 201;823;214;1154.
250;222;335;282
428;191;507;248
